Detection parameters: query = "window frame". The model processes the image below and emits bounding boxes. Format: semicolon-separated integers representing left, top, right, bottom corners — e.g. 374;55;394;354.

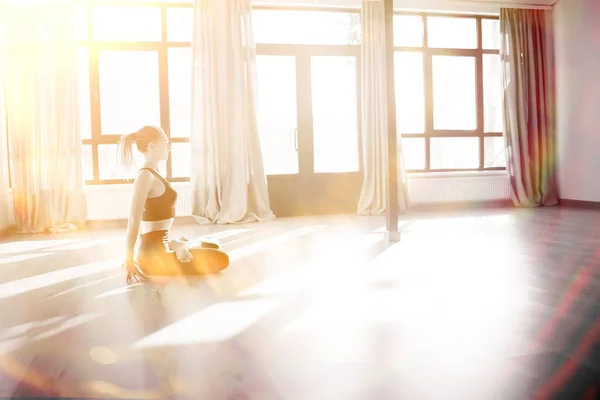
393;12;504;173
81;1;193;185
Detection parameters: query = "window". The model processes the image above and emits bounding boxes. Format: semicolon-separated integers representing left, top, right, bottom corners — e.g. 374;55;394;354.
93;6;162;42
255;55;299;175
98;51;161;134
252;9;361;45
310;56;359;173
80;3;193;184
75;6;501;183
394;14;505;172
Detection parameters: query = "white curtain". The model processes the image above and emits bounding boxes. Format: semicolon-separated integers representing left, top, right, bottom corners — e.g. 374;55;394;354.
0;1;87;233
357;0;409;215
190;0;274;224
0;56;11;232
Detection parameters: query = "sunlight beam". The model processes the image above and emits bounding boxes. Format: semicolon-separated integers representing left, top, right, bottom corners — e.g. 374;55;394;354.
0;258;121;300
0;252;54;265
132;298;283;348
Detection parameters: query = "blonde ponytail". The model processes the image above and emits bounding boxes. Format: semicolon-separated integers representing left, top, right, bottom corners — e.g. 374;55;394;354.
117;132;136;169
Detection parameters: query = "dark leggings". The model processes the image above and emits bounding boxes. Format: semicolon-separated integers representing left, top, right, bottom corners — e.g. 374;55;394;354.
137;230;229;277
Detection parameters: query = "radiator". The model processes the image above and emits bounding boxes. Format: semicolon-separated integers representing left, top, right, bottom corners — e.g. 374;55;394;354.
407;173;511;204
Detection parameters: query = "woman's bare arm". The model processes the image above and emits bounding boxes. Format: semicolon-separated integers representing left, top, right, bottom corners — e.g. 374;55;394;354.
124;170;154;263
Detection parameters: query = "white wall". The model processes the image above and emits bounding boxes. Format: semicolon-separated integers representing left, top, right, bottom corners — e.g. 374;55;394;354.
554;0;600;201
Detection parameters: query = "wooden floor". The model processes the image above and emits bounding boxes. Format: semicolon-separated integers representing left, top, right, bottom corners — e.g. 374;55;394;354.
0;207;598;400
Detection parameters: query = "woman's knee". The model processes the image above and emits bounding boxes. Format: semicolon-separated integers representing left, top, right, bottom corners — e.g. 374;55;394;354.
211;249;229;269
190;248;229;272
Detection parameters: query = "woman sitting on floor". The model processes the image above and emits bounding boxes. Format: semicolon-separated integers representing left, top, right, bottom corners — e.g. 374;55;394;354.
119;125;229;284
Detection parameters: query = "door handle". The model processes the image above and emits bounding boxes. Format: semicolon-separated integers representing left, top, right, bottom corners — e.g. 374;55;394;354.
293;127;298;151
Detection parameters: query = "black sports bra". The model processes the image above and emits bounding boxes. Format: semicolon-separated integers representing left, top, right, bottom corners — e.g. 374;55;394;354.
140;168;177;222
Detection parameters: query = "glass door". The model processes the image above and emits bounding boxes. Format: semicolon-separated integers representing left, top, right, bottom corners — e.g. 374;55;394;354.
306;55;362;215
256;55;300;176
256;55;303;216
256;51;362;216
310;56;360;174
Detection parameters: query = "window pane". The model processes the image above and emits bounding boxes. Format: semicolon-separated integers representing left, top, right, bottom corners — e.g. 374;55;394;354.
252;10;360;45
81;145;93;181
98;51;161;135
482;19;500;50
168;48;191;138
78;47;91;140
483;54;503;133
484;136;506;168
311;56;359;173
395;52;424;134
393;15;423;47
430;137;479;169
427;17;477;49
432;56;476;130
97;144;145;180
76;5;88;40
400;137;425;170
167;8;193;42
170;142;190;178
93;6;161;41
256;55;299;175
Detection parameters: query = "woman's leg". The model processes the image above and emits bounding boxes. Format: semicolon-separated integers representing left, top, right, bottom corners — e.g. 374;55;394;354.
137;232;229;278
137;231;183;278
137;249;180;277
184;248;230;275
178;236;220;249
181;236;228;274
139;248;228;278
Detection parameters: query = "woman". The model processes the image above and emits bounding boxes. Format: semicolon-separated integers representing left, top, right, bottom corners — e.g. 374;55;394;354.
118;126;229;284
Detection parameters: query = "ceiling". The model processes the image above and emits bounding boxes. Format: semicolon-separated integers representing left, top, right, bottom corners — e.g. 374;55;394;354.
252;0;558;12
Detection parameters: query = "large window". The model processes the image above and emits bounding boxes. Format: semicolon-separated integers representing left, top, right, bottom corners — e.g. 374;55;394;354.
75;5;502;184
393;13;505;172
79;2;193;184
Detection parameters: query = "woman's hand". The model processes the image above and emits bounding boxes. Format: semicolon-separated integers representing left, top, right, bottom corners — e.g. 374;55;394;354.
122;259;145;284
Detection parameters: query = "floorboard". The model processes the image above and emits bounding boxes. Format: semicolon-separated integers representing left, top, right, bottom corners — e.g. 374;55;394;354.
0;208;598;399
